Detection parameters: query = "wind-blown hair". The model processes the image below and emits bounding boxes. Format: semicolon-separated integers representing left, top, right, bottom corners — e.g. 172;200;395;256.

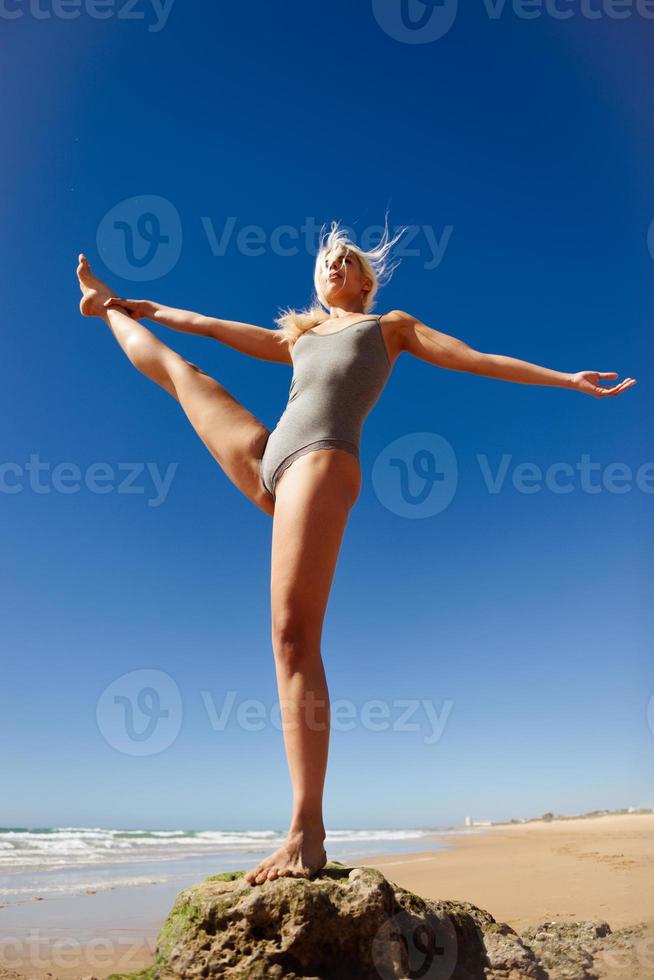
274;215;407;350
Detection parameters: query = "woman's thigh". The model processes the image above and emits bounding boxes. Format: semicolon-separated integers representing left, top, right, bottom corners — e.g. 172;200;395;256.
166;357;274;516
270;449;361;644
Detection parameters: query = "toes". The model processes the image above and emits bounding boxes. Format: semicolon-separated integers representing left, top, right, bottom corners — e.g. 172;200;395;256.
244;865;263;884
246;864;314;884
77;255;91;282
247;865;265;885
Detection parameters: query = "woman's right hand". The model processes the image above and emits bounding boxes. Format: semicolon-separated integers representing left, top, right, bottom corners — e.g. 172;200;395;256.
103;297;158;321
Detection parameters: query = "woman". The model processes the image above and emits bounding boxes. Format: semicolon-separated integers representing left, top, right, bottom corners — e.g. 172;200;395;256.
76;219;636;887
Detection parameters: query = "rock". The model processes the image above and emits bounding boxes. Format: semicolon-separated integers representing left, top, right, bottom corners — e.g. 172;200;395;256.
519;919;649;980
105;862;649;980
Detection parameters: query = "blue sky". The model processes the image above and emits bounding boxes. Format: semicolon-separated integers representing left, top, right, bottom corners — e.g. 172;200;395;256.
1;1;652;831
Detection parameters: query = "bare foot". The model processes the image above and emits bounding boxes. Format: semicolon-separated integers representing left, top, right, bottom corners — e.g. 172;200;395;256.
76;254;114;317
243;830;327;886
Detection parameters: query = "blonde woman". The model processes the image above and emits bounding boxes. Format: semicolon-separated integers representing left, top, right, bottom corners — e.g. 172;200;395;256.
76;219;636;886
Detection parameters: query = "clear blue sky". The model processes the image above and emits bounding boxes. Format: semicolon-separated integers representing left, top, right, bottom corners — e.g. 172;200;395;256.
2;2;652;831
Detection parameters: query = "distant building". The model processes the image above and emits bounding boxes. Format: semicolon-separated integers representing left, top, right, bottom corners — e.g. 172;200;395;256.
465;816;472;827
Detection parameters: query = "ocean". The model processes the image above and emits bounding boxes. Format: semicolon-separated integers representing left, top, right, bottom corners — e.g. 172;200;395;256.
0;825;465;880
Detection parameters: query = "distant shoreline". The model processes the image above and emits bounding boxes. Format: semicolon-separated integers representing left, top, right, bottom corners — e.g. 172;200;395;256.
423;805;654;835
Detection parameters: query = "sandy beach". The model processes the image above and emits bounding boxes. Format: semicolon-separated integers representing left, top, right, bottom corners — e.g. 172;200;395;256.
1;813;651;979
354;812;654;933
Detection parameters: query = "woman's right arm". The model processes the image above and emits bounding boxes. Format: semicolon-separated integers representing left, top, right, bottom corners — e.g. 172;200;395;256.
103;298;291;364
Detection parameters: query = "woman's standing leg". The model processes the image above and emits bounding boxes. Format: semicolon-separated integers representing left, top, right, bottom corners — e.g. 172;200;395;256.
244;449;361;885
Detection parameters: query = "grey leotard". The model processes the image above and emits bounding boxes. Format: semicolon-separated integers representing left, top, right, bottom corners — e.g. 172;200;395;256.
259;314;392;500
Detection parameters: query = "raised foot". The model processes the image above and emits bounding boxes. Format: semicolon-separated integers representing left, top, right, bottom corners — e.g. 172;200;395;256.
76;253;113;317
243;831;327;886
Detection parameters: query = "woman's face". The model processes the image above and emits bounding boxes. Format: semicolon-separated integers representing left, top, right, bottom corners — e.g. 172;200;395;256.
322;248;371;307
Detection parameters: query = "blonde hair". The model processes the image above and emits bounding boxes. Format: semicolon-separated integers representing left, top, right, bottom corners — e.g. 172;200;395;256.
273;215;407;350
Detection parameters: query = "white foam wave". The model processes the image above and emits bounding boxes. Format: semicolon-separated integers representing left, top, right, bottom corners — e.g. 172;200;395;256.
0;826;437;872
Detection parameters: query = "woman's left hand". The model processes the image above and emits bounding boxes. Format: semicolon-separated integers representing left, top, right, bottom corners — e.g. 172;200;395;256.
571;371;637;398
103;297;157;321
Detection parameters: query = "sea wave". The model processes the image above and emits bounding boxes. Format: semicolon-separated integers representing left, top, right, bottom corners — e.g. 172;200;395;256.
0;826;437;872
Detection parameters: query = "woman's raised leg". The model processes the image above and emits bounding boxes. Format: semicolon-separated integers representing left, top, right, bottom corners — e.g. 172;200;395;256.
243;448;361;885
77;255;274;516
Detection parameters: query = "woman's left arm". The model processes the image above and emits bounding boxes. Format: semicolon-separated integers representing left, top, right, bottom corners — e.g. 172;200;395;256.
395;310;637;398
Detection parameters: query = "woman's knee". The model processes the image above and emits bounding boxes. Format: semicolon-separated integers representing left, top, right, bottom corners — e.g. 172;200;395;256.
126;335;185;398
271;616;321;668
124;331;165;379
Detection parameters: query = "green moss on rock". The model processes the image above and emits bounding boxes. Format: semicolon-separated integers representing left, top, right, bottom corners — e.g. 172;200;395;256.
105;968;155;980
205;870;246;882
155;889;206;966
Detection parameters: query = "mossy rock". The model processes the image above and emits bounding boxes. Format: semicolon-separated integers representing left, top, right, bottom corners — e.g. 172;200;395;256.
107;862;642;979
